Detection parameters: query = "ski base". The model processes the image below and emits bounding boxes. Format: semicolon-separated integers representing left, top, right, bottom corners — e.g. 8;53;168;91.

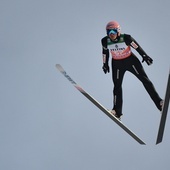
156;70;170;144
56;64;146;145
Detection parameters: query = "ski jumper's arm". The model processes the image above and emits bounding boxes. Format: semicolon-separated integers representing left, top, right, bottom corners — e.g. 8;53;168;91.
124;34;147;57
124;34;153;65
101;37;109;64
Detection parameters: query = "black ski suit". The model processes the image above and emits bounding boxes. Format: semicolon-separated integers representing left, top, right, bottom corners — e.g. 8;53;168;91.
101;34;162;116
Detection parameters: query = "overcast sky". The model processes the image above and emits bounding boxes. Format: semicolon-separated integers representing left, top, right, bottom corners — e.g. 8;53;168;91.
0;0;170;170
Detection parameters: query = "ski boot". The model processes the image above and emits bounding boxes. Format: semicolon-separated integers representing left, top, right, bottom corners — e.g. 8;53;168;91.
159;100;164;112
109;110;122;121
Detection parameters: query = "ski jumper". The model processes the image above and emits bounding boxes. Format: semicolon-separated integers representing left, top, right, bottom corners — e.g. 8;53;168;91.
101;34;162;116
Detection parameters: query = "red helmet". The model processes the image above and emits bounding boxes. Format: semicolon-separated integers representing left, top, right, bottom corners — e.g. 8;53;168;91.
106;21;121;35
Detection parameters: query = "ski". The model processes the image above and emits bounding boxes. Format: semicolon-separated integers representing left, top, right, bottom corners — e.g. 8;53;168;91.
56;64;146;145
156;70;170;144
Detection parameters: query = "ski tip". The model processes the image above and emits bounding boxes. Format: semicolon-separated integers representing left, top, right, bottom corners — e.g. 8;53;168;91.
56;64;61;68
56;64;64;72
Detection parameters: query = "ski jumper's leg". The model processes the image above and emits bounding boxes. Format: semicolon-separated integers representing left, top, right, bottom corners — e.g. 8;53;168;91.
112;60;126;116
127;56;162;110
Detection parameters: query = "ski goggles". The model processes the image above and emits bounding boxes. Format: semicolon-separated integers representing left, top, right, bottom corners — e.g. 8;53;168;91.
107;29;118;35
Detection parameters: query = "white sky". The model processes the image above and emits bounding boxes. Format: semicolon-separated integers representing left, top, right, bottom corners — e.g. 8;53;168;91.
0;0;170;169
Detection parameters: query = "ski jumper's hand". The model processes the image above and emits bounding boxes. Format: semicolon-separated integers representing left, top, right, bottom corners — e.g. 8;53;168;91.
102;63;110;74
142;55;153;65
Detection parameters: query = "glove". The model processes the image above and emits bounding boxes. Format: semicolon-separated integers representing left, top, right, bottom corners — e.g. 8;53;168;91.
102;63;110;74
142;55;153;65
